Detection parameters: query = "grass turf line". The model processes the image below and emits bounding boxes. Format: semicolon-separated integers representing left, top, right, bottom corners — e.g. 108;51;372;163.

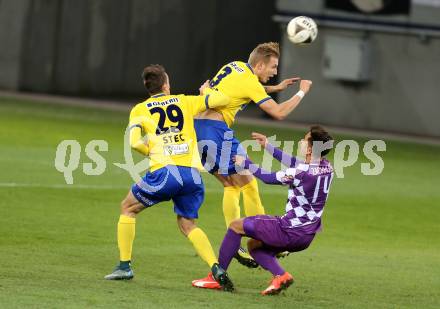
0;98;439;308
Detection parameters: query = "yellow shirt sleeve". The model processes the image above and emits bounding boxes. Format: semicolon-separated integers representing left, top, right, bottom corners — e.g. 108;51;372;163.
128;104;144;127
183;88;230;115
128;104;149;155
203;88;230;109
244;77;271;106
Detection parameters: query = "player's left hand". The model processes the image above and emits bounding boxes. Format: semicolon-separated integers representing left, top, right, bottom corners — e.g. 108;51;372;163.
276;77;300;92
233;155;246;166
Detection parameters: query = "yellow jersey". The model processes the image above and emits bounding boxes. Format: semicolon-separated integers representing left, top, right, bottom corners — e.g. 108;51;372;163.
209;61;271;127
129;89;229;172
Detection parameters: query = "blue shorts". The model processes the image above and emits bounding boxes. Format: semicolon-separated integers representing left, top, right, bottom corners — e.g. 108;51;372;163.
194;119;246;175
131;165;204;219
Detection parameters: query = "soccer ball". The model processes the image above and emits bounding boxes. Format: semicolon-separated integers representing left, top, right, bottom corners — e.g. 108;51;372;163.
287;16;318;45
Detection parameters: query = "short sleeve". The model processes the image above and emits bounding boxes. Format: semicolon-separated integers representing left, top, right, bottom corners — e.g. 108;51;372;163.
244;77;271;106
128;104;145;127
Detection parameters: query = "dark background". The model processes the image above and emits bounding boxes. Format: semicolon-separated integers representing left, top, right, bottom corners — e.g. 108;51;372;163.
325;0;410;15
17;0;279;99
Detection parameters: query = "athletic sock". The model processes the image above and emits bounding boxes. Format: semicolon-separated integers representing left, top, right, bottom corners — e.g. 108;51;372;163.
118;215;136;262
218;228;242;270
249;248;285;276
241;178;265;216
188;227;218;267
119;260;131;270
223;186;241;227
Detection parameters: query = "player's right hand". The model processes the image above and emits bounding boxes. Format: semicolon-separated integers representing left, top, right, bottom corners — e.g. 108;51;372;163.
199;80;210;95
251;132;268;147
300;80;312;94
277;77;301;91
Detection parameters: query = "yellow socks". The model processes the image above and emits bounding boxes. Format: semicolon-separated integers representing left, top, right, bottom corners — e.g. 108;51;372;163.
118;215;217;267
242;178;265;216
118;215;136;261
223;185;241;227
187;228;218;267
223;180;264;227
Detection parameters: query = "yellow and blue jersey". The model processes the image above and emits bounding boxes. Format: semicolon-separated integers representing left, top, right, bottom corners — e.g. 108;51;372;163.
129;90;228;172
209;61;271;127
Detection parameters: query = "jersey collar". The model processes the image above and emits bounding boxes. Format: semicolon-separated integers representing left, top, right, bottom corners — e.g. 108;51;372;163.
150;93;166;98
246;63;254;74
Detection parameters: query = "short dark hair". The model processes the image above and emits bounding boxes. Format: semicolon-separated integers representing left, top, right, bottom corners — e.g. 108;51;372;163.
141;64;167;95
308;125;333;157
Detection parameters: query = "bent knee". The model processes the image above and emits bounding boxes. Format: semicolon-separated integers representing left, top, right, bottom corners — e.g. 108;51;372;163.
221;178;234;187
181;225;195;236
120;198;144;217
178;217;196;236
215;173;234;187
228;219;244;233
120;198;131;212
247;239;262;253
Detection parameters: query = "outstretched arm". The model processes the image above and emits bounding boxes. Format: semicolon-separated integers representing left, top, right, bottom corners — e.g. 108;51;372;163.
188;80;231;116
258;79;312;120
243;158;282;185
266;143;297;167
264;77;300;94
235;156;293;186
252;132;297;167
199;80;230;109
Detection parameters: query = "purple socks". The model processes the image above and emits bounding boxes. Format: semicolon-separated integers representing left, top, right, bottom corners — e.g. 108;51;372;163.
249;248;285;276
219;228;242;270
218;227;286;277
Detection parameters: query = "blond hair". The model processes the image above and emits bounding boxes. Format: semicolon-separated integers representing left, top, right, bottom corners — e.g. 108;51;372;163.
248;42;280;66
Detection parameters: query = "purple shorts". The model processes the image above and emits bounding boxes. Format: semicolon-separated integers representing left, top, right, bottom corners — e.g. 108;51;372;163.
243;215;315;254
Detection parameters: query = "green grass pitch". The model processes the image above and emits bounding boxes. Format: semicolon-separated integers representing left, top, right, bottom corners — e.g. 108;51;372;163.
0;98;439;308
